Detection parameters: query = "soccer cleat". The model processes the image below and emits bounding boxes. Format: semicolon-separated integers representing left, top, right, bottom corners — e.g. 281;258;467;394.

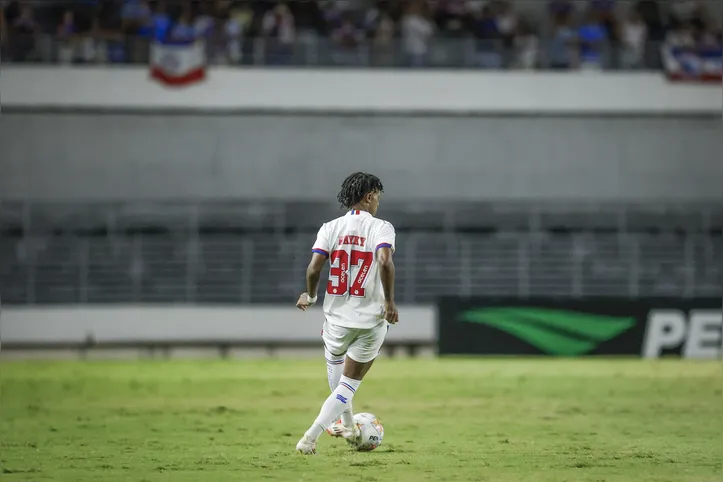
326;419;345;437
341;423;363;448
326;420;361;446
295;436;317;455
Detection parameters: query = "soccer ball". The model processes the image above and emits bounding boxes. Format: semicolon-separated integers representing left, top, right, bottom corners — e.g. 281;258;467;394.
352;412;384;452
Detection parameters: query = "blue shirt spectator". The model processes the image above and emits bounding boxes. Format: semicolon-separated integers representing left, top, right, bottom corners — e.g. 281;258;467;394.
121;0;152;37
578;14;607;66
152;5;171;41
549;20;577;68
472;7;499;45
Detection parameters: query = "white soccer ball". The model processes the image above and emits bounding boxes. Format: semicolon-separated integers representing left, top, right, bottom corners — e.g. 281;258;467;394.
353;412;384;452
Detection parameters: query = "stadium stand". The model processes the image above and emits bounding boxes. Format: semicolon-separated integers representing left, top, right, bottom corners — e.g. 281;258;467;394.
0;201;720;305
1;0;720;70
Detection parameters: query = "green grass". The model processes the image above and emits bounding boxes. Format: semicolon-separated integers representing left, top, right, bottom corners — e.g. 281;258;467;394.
1;358;721;481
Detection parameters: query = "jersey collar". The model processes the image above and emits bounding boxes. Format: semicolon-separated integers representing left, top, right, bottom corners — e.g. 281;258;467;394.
347;209;372;217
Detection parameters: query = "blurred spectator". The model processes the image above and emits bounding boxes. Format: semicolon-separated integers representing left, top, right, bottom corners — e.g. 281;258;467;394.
428;0;469;66
590;0;618;68
698;22;722;53
663;0;720;80
577;9;607;69
121;0;152;36
151;1;171;41
662;20;696;75
331;13;364;65
6;3;39;62
547;11;577;69
0;9;5;55
54;5;97;64
548;0;574;24
495;0;518;64
322;0;344;32
224;2;252;64
121;0;153;62
619;6;647;68
95;0;125;63
635;0;664;41
434;0;469;38
665;21;696;48
1;1;13;56
262;2;295;65
2;0;21;28
366;4;395;66
401;0;433;67
372;12;395;66
198;1;228;64
56;9;78;63
168;3;196;42
514;17;539;69
635;0;664;68
668;0;707;32
471;3;502;68
290;0;325;35
194;0;215;39
1;0;717;70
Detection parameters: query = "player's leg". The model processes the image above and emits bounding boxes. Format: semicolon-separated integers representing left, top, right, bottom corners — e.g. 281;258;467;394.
324;348;356;436
297;355;371;453
321;322;355;431
296;322;354;454
325;347;345;390
333;322;386;446
296;323;386;454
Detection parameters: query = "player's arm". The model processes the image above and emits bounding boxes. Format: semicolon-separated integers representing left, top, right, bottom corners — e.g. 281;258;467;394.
297;224;329;311
297;253;327;311
376;223;399;324
305;253;327;299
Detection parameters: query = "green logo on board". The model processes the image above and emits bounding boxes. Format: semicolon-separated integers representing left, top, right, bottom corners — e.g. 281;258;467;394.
459;308;636;356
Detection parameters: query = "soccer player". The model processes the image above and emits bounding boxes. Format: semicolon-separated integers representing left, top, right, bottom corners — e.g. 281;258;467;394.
294;172;398;455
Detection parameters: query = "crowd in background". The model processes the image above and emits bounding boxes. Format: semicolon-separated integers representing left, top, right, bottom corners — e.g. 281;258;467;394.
1;0;721;69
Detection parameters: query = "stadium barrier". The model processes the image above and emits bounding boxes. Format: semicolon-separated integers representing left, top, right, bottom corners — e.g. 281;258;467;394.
0;305;435;358
437;297;722;359
3;67;721;114
3;300;721;359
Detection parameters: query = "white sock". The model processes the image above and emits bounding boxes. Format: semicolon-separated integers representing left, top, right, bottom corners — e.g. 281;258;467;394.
304;375;362;442
325;349;355;428
325;349;344;390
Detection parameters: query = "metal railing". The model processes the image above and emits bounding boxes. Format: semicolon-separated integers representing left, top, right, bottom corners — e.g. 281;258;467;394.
2;200;722;234
0;231;719;305
0;33;683;71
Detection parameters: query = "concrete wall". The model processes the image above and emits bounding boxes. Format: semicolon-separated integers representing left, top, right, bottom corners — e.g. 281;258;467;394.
1;113;721;201
0;305;435;345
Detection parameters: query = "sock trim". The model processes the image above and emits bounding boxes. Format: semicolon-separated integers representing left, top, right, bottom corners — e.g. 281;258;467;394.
325;358;344;365
339;381;356;393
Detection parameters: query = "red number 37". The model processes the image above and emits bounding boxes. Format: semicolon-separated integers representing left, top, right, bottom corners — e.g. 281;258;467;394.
327;250;374;297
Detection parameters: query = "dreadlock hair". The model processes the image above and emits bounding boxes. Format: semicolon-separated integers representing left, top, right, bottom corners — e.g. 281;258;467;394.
336;172;384;210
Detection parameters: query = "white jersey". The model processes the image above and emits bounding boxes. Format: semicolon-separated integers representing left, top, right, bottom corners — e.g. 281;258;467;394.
312;209;396;329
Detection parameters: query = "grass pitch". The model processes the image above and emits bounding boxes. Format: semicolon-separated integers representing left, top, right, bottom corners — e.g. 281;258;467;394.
1;358;721;482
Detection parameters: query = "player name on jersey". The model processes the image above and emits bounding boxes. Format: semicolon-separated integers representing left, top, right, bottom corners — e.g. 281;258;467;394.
338;235;367;247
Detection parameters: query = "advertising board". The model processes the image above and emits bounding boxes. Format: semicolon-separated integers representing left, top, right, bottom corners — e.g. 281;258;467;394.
438;298;722;359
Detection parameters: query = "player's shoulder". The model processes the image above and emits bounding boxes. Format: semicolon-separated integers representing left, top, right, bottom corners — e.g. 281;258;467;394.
373;217;395;232
324;214;349;228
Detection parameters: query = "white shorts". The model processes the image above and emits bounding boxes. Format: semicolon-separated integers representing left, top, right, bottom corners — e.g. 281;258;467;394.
322;320;388;363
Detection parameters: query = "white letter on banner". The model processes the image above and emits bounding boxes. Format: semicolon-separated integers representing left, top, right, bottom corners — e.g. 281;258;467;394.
683;310;723;359
642;310;687;358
